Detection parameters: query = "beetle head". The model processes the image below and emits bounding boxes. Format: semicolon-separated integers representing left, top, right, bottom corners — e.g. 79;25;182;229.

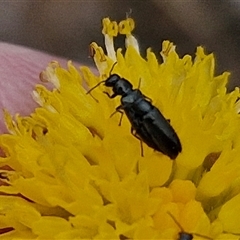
105;74;120;87
108;75;133;96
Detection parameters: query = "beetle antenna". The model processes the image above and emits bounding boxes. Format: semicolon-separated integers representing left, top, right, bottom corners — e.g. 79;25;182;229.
167;211;184;232
86;80;106;95
137;78;142;90
86;62;118;97
88;93;99;103
109;62;118;76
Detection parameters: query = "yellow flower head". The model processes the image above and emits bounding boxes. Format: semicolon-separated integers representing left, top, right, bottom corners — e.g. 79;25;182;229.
0;17;240;239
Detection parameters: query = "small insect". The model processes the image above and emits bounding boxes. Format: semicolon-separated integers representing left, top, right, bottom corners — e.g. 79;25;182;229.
87;64;182;159
167;211;212;240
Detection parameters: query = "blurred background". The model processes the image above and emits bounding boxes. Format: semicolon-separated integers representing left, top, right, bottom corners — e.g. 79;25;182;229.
1;1;240;90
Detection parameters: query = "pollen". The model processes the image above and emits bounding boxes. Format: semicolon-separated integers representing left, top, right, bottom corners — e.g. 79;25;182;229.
0;17;239;239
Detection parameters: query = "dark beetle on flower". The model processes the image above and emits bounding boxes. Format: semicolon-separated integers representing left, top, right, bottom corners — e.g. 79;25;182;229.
87;63;182;159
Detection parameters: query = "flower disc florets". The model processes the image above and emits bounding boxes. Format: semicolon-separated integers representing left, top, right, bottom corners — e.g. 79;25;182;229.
0;17;240;239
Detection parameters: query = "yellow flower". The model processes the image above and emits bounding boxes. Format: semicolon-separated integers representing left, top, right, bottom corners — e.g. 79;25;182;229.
0;17;240;239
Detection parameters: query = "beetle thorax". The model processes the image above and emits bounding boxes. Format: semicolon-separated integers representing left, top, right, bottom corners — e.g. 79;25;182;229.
112;78;133;96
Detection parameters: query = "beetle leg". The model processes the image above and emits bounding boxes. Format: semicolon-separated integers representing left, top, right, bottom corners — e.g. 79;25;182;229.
88;93;99;103
110;105;125;126
103;91;118;99
137;78;152;103
142;94;152;103
131;127;144;157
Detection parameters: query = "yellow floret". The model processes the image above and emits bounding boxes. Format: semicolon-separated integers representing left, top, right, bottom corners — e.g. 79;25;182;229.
0;17;240;239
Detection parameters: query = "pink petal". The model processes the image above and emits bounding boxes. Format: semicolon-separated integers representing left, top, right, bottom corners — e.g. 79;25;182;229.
0;43;79;133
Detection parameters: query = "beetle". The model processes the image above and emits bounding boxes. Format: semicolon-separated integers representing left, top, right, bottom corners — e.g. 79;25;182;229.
167;212;212;240
87;67;182;159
